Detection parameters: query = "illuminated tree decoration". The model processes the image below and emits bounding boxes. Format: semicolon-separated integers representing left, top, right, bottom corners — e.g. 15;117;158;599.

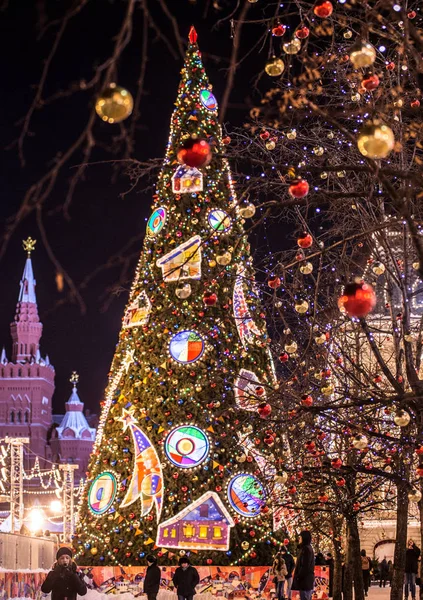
165;425;210;468
147;207;167;236
122;290;151;329
200;89;218;111
156;235;202;282
169;330;205;364
227;474;266;517
233;266;264;347
207;209;232;233
172;165;203;193
88;472;117;516
234;368;266;411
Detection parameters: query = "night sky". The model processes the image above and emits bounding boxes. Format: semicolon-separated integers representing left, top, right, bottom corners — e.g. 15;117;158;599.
0;1;276;414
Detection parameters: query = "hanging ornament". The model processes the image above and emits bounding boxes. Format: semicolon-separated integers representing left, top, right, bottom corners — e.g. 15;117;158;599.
268;276;281;289
289;180;309;198
321;383;334;396
285;341;298;353
295;299;309;314
297;232;313;248
352;434;368;450
394;410;411;427
313;146;324;156
203;291;218;306
300;261;313;274
408;489;422;503
301;394;313;407
272;24;286;36
295;27;310;39
176;283;192;299
279;352;289;362
314;333;326;345
258;403;272;418
275;472;288;485
313;1;333;17
417;467;423;478
90;547;98;555
343;29;353;39
266;138;277;150
357;122;395;159
95;84;134;124
177;138;212;168
331;457;342;469
413;261;420;271
265;57;285;77
239;204;256;218
336;477;346;487
362;74;380;91
216;251;232;265
338;280;376;317
349;40;376;68
283;39;302;54
241;541;250;550
372;262;385;276
319;493;329;503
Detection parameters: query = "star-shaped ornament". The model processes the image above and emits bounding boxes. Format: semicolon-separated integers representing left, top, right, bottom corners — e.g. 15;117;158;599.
117;407;137;431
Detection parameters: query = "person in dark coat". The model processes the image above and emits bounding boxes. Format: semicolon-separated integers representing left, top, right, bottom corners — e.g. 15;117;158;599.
172;557;200;600
405;540;421;600
41;547;87;600
379;557;389;588
282;546;295;600
315;553;326;566
292;530;315;600
144;555;161;600
325;552;334;598
360;549;371;597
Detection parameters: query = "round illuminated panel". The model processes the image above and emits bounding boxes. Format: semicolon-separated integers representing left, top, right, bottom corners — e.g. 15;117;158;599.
147;207;166;236
208;209;232;233
228;474;266;517
200;89;217;111
141;473;163;497
165;425;210;468
169;330;205;364
88;472;117;515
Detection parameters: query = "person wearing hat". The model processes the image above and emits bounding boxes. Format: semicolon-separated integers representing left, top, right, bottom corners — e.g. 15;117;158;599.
172;557;200;600
41;547;87;600
144;555;161;600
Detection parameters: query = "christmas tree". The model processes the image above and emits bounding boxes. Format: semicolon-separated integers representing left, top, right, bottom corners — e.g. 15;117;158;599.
75;27;279;567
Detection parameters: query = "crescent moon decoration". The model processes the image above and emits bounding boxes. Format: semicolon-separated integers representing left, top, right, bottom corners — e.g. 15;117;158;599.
118;408;163;520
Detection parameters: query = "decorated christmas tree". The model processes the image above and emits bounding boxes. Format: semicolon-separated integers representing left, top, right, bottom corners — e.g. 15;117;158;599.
75;28;280;566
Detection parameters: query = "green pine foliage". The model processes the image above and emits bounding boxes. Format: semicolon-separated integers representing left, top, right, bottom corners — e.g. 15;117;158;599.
74;30;280;567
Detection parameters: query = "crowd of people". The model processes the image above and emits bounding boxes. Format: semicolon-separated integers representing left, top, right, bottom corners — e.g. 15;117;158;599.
40;536;422;600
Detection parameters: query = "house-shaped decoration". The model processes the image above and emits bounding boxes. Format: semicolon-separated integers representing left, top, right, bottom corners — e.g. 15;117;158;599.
234;368;265;412
172;165;203;194
156;491;235;551
156;235;202;282
123;291;151;329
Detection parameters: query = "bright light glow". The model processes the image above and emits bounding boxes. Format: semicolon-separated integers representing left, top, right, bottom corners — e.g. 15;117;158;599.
28;508;44;532
50;500;62;513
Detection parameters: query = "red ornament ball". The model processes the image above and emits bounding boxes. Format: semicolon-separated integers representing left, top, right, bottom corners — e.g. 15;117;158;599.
338;280;376;318
297;232;313;248
362;74;380;91
288;485;297;495
203;292;217;306
411;100;421;108
177;137;212;168
313;1;333;17
255;386;265;397
250;551;257;559
258;403;272;419
268;276;281;289
331;457;343;469
336;477;346;487
416;446;423;456
272;24;286;36
289;179;309;198
279;352;289;362
249;530;256;537
417;467;423;478
295;26;310;39
284;538;290;546
207;558;213;565
319;493;329;503
386;62;395;71
301;394;313;407
260;130;270;140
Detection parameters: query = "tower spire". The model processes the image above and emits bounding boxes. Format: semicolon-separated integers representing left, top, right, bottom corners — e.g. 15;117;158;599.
10;239;43;363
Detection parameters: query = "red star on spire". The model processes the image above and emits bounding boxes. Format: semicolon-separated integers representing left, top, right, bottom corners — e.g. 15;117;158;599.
189;26;198;44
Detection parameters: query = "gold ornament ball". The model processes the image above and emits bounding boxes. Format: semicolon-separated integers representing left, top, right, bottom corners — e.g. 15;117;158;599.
313;146;324;156
216;252;232;266
321;383;334;396
275;472;288;484
413;262;420;271
209;260;217;268
357;122;395;159
285;341;298;353
372;262;386;276
320;172;328;179
266;140;276;151
343;29;353;39
352;434;368;449
300;261;313;274
349;40;376;68
286;130;297;140
239;203;256;219
394;410;410;427
295;300;309;314
408;489;422;503
95;84;134;124
265;57;285;77
241;541;250;550
176;283;192;299
90;547;98;556
351;93;361;102
315;333;326;345
283;39;302;55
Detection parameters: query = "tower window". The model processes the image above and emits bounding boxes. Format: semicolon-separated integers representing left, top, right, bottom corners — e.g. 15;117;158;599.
24;412;29;423
10;412;14;423
17;411;21;423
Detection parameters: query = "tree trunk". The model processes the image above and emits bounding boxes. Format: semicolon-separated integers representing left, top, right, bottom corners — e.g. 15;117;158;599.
333;548;343;600
391;482;409;600
348;517;365;600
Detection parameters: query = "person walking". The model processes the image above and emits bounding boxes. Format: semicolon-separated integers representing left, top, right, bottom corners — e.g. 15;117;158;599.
379;557;389;588
41;547;87;600
282;546;295;600
272;553;288;600
144;555;161;600
172;557;200;600
292;530;315;600
405;539;421;600
325;552;334;598
388;560;394;586
360;550;371;597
